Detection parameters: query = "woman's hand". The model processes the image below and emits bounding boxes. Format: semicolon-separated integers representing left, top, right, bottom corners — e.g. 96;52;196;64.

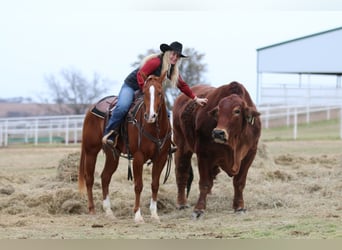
194;96;208;106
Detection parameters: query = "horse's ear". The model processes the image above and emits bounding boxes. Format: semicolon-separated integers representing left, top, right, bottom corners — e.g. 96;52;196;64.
140;72;148;82
160;71;167;82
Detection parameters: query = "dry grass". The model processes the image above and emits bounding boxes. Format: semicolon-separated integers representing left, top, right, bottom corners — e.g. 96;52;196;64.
0;141;341;239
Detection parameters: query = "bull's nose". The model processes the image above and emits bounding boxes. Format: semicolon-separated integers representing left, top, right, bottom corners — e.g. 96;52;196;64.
212;129;225;138
212;128;228;142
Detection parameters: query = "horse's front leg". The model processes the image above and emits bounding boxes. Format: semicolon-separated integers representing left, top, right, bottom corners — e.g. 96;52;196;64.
149;155;168;223
133;153;145;223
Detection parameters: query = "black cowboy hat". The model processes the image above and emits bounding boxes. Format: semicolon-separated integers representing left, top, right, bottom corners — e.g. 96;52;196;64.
160;41;187;58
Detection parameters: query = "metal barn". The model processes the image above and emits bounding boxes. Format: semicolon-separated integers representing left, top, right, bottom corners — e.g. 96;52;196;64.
256;26;342;106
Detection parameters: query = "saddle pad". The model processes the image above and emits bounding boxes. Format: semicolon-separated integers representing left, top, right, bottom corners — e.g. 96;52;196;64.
91;95;118;118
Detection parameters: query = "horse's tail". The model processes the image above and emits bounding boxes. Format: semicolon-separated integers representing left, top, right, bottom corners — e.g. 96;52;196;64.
78;141;87;194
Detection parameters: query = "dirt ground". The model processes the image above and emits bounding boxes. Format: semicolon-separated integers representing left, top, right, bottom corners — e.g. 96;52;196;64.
0;140;341;239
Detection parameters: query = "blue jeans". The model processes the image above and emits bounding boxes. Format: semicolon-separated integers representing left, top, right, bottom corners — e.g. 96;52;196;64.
104;82;137;135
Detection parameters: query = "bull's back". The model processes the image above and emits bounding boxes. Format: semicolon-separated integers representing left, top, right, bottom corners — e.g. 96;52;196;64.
172;84;215;150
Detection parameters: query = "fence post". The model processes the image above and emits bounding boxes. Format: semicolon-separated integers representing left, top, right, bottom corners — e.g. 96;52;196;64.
34;119;39;145
49;120;53;144
340;106;342;140
73;119;77;144
265;108;269;129
293;107;297;140
4;120;8;146
65;117;69;145
0;123;2;147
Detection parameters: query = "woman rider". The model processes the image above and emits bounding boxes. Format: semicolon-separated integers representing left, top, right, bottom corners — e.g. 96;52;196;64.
102;41;208;147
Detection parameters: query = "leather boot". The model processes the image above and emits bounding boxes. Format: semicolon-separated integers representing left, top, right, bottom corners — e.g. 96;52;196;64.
102;129;119;147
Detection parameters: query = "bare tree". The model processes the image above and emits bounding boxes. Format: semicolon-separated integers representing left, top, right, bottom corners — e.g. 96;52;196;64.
44;68;108;114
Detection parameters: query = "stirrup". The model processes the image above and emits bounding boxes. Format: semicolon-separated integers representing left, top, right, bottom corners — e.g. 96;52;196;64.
170;146;177;154
102;130;118;147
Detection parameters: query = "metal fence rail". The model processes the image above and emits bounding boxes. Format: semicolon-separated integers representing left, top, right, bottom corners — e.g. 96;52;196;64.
1;104;341;146
259;104;342;140
0;115;85;146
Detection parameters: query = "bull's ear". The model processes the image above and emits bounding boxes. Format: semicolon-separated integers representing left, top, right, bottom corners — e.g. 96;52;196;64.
208;107;219;120
244;106;260;125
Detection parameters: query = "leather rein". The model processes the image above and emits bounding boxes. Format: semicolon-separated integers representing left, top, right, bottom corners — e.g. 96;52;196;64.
128;100;172;152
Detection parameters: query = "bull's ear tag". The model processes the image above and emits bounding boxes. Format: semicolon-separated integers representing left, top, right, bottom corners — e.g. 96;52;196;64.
247;116;255;125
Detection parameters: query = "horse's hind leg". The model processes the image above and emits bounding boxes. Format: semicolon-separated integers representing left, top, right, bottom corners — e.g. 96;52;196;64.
101;149;119;218
84;150;98;214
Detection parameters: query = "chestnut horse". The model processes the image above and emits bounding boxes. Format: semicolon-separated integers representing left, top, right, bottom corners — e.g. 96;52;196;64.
78;72;172;223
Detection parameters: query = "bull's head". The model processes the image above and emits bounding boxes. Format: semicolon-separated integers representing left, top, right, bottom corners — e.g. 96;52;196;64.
208;94;260;175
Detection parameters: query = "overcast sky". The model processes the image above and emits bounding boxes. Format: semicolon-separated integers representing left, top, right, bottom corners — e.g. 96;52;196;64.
1;0;342;102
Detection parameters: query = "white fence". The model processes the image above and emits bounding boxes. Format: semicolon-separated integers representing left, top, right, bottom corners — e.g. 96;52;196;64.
0;115;84;146
259;104;342;140
0;104;341;146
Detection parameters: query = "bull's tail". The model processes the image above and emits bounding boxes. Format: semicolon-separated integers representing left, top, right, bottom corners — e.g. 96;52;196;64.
78;143;87;194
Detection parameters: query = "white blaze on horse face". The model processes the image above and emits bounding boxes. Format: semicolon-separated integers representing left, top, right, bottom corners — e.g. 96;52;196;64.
148;85;156;122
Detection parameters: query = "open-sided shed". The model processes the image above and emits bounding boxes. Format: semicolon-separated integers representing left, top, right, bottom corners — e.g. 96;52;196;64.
256;27;342;106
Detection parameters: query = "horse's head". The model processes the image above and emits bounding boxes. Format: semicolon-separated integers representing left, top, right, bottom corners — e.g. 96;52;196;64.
142;72;166;123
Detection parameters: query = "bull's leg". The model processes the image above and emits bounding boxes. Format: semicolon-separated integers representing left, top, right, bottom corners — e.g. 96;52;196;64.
175;151;193;209
132;152;144;223
101;149;119;218
193;158;213;219
232;149;256;212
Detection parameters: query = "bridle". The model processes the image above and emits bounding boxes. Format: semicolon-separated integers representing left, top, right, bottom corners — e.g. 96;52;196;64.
131;76;172;152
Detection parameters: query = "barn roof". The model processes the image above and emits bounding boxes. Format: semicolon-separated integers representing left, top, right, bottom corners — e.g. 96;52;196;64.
256;26;342;75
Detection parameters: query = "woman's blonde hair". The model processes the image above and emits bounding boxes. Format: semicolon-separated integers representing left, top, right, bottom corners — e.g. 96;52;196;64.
140;51;181;87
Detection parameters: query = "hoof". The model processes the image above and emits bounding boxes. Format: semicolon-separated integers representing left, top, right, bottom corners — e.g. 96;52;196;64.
192;210;205;220
105;212;117;221
176;204;190;210
134;209;145;224
134;217;145;224
151;213;160;223
234;208;247;214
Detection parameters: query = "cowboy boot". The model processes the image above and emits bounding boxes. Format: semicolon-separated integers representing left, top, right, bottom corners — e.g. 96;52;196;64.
102;128;119;147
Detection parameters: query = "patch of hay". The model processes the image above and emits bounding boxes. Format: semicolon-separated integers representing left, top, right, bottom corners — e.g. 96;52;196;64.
56;152;80;182
0;184;15;195
266;170;293;181
50;188;88;214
